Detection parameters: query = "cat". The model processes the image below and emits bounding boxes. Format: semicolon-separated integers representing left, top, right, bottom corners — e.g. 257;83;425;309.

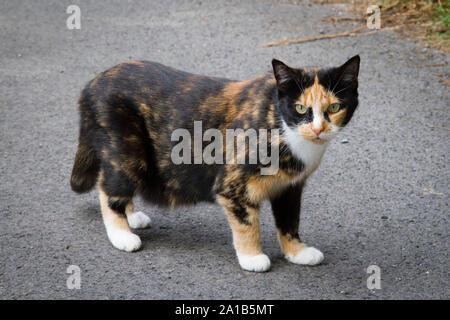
70;55;360;272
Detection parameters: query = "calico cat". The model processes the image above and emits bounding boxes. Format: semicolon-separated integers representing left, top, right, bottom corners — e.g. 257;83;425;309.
70;55;360;272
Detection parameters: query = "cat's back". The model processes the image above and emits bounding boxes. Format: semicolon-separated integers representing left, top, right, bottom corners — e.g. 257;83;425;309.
82;60;232;101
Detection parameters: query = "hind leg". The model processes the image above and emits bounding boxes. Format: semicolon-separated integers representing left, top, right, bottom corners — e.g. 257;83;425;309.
98;186;141;252
98;168;142;252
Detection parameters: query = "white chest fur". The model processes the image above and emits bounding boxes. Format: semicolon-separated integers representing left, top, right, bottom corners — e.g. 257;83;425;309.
281;121;328;176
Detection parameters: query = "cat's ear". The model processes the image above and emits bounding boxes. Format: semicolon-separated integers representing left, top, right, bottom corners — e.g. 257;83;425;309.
337;55;360;83
272;59;296;92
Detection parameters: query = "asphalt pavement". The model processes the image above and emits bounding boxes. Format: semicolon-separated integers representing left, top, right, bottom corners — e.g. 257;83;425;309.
0;0;448;299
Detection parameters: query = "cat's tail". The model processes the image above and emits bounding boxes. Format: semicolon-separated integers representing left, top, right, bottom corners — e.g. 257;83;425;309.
70;139;100;193
70;92;101;193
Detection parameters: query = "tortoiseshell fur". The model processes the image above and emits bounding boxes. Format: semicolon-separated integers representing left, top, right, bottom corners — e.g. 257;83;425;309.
71;57;360;272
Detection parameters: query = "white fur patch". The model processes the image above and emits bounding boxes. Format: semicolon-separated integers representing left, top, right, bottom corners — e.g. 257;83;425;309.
105;227;142;252
312;105;324;132
127;211;152;229
237;253;271;272
282;121;328;173
286;247;324;266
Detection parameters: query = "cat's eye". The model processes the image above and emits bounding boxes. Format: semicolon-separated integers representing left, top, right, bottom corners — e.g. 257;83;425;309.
295;104;308;115
327;103;341;113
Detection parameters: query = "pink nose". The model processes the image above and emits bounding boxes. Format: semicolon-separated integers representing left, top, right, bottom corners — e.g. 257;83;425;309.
313;127;323;136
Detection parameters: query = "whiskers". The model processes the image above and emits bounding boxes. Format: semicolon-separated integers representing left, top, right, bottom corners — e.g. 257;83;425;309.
331;72;344;93
332;83;353;96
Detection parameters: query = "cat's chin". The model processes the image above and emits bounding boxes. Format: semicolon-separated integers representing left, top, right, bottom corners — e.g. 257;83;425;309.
301;135;333;145
310;137;329;145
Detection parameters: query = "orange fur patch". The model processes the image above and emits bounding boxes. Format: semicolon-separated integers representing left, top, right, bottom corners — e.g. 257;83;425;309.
328;109;347;126
297;76;339;111
247;171;301;203
217;196;262;255
278;232;306;257
296;76;342;142
98;185;130;231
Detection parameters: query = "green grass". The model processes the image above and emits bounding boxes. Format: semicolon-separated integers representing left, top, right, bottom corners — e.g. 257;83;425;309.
377;0;449;47
432;1;449;39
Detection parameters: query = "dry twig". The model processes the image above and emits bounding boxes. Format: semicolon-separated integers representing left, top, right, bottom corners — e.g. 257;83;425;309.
261;25;366;47
430;125;450;131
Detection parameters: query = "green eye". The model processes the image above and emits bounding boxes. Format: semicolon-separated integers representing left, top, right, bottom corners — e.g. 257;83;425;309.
295;104;308;114
327;103;341;113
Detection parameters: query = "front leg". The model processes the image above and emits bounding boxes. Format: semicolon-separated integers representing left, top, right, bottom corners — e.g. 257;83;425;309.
217;195;271;272
270;183;324;265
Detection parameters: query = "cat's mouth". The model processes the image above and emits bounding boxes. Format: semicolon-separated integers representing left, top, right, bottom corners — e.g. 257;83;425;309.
311;136;328;145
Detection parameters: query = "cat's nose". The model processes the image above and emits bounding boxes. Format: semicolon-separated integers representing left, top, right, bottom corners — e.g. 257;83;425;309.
312;127;323;136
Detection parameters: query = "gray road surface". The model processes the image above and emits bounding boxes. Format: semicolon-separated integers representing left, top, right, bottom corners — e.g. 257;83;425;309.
0;0;448;299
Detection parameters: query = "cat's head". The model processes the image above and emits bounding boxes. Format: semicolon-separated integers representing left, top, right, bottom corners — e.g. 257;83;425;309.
272;55;360;145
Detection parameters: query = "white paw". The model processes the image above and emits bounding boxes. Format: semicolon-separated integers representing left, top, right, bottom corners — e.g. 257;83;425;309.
127;211;151;229
106;228;142;252
237;253;271;272
286;247;324;266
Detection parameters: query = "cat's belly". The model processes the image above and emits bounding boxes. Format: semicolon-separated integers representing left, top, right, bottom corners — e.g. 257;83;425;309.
143;162;220;206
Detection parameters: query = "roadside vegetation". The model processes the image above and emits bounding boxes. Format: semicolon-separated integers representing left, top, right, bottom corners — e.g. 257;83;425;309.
313;0;449;52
